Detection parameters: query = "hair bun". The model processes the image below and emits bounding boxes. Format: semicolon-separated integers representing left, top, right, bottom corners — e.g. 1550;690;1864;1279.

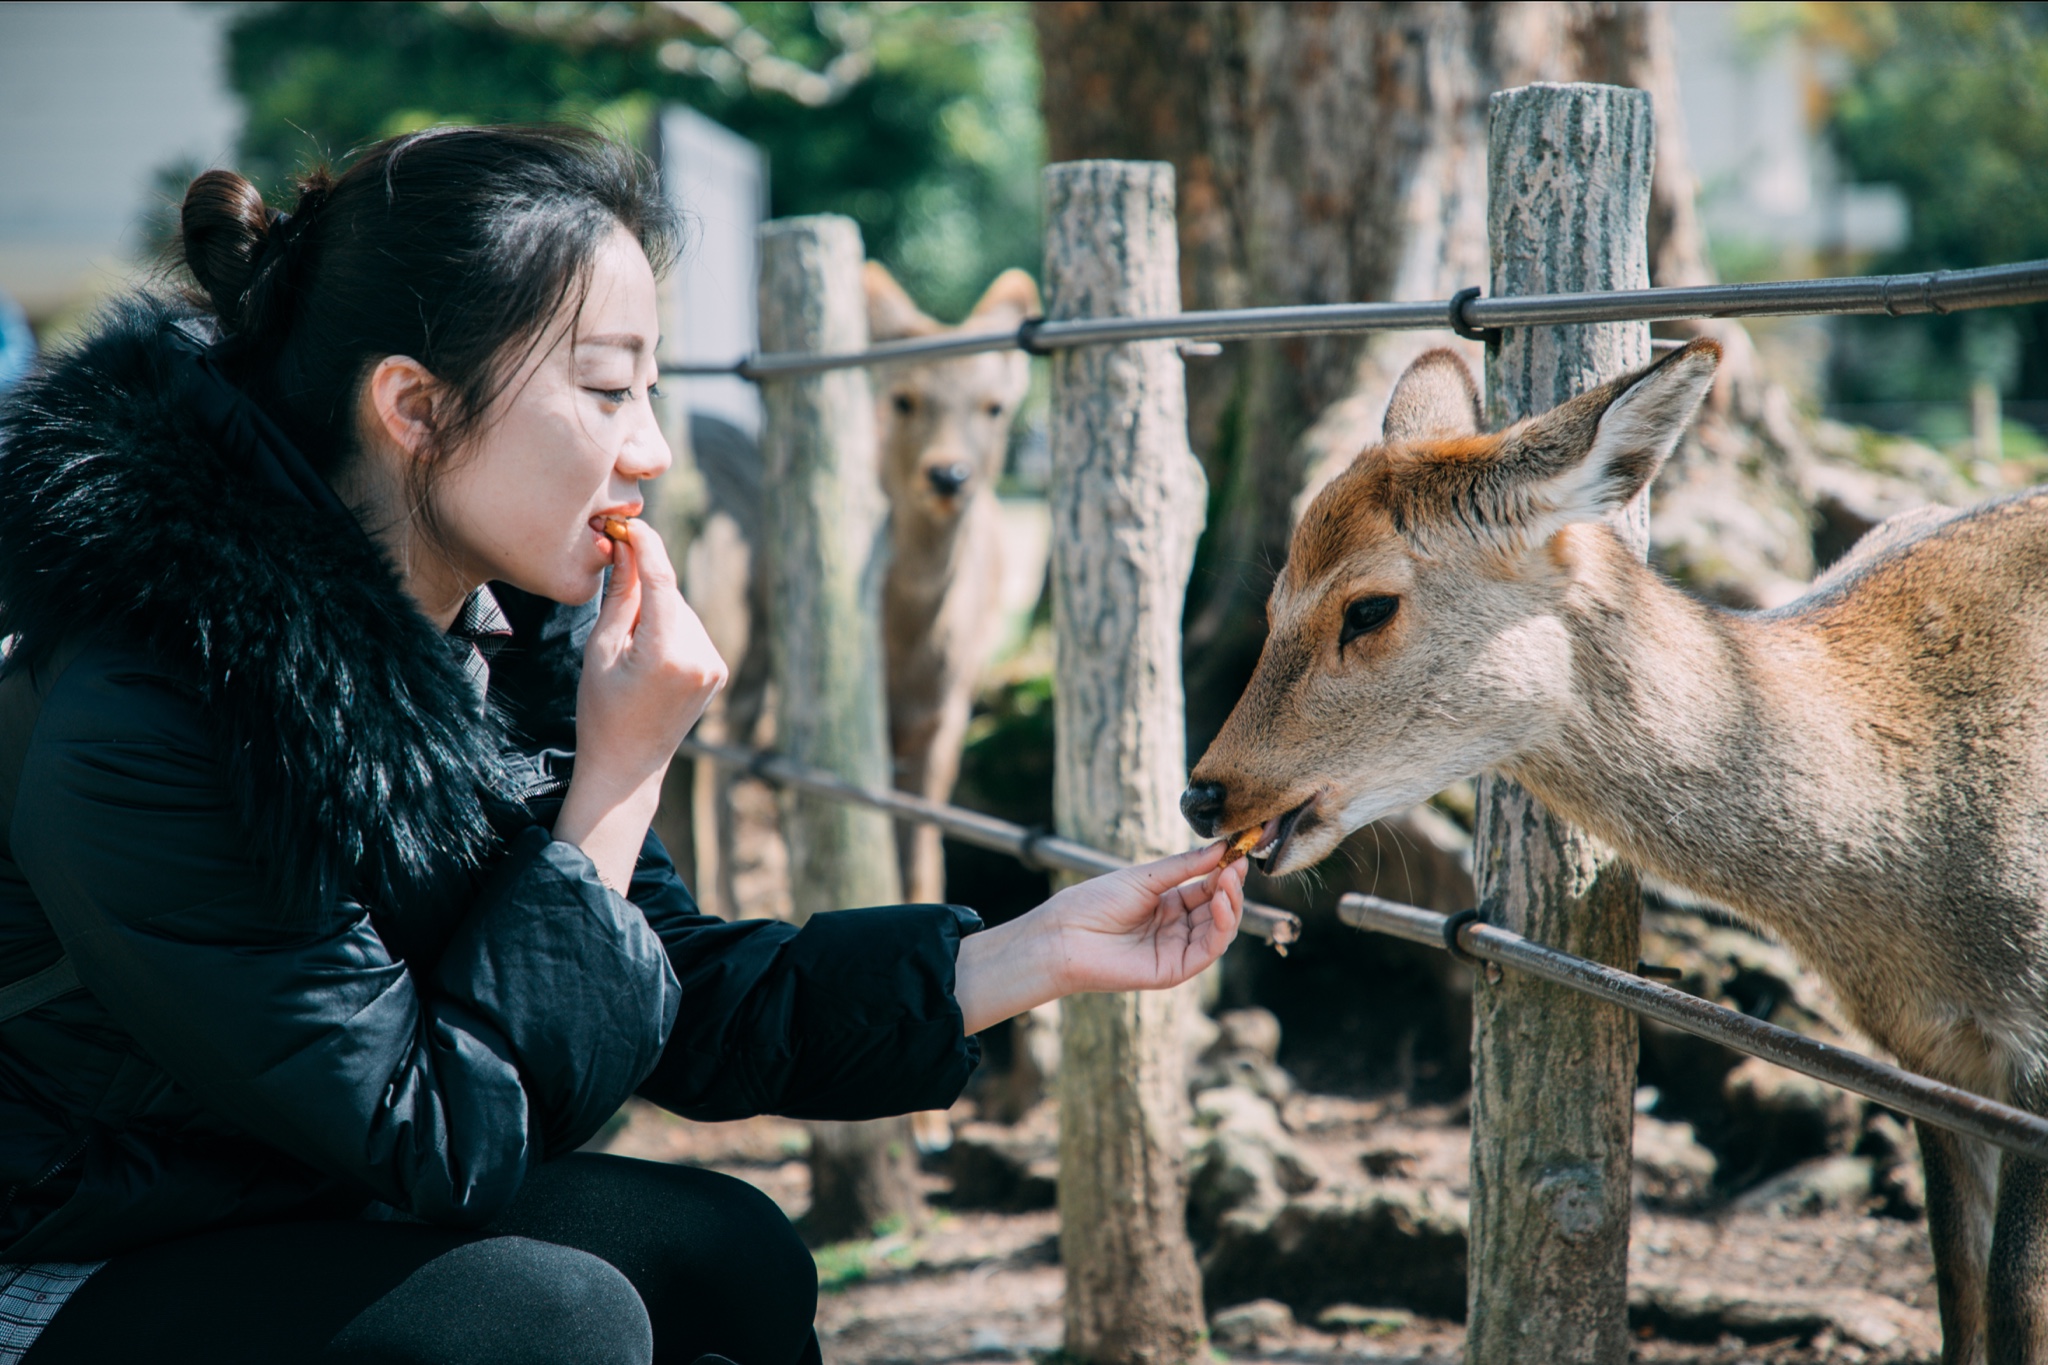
180;169;273;327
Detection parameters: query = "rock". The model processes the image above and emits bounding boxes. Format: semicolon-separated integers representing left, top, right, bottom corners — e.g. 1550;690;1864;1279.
1856;1112;1928;1220
1214;1008;1282;1061
1191;1010;1295;1103
943;1112;1057;1212
1189;1130;1289;1245
1191;1051;1295;1104
1314;1303;1413;1334
1732;1155;1876;1217
1210;1298;1295;1352
1201;1185;1468;1322
1719;1055;1863;1186
1359;1148;1418;1178
1632;1113;1718;1211
1187;1086;1318;1244
1630;1280;1937;1354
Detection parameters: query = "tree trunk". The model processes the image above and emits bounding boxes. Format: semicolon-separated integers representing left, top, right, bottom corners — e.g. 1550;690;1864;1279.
1045;160;1210;1365
1467;83;1652;1365
1033;1;1726;745
756;215;922;1244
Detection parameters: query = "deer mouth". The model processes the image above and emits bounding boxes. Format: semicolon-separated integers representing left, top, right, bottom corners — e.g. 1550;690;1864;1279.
1236;800;1312;875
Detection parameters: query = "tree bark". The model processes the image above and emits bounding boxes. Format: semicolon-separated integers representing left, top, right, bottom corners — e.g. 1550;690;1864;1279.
756;215;921;1244
1033;2;1724;745
1045;160;1209;1365
1467;83;1652;1365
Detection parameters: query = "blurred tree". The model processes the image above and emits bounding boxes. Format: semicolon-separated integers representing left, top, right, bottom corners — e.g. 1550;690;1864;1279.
220;0;1043;321
1819;2;2048;408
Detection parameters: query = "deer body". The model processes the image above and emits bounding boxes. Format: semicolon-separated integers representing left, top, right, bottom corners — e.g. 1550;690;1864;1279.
1186;341;2048;1363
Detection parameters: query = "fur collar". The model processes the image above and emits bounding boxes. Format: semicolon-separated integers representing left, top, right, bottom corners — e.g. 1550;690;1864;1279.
0;295;518;916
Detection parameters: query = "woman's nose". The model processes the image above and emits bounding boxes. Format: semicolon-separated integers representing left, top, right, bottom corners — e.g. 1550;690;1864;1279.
618;409;673;484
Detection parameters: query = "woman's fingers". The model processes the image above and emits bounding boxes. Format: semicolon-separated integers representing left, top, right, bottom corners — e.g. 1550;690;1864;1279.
591;528;643;653
1125;841;1225;896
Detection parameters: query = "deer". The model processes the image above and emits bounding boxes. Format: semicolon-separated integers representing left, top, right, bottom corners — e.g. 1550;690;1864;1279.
1180;338;2048;1365
865;262;1040;903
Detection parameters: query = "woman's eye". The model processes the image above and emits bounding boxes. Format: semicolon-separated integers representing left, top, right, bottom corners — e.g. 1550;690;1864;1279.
590;387;634;405
648;382;662;400
1340;595;1399;646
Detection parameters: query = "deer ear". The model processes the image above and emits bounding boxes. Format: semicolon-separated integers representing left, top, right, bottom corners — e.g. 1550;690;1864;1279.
1382;349;1481;443
864;262;940;341
966;269;1041;328
1528;337;1721;525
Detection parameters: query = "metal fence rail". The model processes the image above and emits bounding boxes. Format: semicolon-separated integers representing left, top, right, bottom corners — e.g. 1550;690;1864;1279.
1340;891;2048;1164
661;257;2048;381
678;736;1302;948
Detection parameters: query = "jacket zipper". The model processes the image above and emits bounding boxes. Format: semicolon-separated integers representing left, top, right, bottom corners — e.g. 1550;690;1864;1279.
0;1133;89;1228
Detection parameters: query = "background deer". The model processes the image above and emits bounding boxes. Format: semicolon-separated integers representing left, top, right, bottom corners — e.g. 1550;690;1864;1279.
865;262;1039;902
670;266;1038;913
1182;340;2048;1365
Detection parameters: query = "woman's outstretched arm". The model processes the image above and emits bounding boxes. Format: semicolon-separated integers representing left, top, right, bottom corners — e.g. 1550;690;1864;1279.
952;842;1246;1036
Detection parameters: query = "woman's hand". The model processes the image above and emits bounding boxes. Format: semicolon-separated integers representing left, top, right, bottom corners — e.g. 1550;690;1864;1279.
953;843;1246;1036
556;519;727;891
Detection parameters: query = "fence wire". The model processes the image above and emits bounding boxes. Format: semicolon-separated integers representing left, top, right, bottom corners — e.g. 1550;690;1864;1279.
1341;892;2048;1164
678;737;1302;948
661;258;2048;381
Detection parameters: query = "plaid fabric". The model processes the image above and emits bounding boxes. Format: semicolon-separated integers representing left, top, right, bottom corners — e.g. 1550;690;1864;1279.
449;585;514;703
0;1261;102;1363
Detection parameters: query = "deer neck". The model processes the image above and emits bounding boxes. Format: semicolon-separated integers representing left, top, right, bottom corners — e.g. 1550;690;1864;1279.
1496;532;1882;928
888;492;984;605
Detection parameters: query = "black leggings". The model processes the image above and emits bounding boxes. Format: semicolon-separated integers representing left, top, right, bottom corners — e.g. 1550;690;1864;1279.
22;1153;818;1365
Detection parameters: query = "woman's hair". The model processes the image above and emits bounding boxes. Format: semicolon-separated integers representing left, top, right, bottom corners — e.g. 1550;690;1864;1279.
178;125;678;492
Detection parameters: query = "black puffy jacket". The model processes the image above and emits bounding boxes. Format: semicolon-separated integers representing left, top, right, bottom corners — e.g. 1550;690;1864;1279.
0;298;979;1261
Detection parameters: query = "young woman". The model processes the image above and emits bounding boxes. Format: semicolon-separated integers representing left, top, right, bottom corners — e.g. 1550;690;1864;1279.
0;127;1244;1365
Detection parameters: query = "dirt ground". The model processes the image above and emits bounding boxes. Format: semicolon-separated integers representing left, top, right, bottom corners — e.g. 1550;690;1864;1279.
598;1091;1942;1365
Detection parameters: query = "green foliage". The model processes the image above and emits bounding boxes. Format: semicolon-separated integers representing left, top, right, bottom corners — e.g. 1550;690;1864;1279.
219;1;1043;320
1819;2;2048;404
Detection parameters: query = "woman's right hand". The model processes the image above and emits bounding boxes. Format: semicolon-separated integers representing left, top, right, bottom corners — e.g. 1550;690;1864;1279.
556;518;727;889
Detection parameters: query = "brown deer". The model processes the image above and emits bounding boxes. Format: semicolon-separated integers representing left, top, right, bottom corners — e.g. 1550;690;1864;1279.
865;263;1040;902
1182;339;2048;1365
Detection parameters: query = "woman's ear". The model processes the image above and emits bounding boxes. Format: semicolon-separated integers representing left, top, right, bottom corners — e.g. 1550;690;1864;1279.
363;354;443;459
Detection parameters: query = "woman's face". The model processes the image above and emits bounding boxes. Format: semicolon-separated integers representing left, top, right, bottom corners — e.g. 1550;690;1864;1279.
425;224;670;606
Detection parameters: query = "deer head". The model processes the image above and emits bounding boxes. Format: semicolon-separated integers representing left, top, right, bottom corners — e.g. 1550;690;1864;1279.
1182;339;1722;874
865;263;1040;528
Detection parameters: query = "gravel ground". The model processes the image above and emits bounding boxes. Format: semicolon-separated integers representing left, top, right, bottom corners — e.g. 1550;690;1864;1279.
599;1094;1942;1365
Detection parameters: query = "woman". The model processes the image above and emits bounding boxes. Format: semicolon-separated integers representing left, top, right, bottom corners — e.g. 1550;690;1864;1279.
0;127;1244;1365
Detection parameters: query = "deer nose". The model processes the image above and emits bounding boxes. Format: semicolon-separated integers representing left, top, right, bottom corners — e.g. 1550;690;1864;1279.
1180;781;1227;838
927;462;971;497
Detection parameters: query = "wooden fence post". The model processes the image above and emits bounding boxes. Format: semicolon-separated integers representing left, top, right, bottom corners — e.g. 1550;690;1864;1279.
756;215;921;1242
1466;84;1654;1365
1045;160;1211;1365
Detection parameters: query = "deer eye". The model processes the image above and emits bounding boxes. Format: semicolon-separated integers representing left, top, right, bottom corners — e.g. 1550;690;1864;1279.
892;393;916;416
1340;595;1399;646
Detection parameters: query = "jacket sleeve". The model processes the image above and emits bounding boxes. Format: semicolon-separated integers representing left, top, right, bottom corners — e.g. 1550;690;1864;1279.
9;645;680;1227
488;585;987;1123
624;830;983;1122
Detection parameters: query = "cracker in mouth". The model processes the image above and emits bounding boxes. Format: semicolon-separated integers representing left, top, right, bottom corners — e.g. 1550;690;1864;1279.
602;516;632;542
1219;826;1264;868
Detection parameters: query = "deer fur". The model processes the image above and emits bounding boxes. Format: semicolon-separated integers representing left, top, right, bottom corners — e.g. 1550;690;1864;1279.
1186;339;2048;1365
866;262;1039;902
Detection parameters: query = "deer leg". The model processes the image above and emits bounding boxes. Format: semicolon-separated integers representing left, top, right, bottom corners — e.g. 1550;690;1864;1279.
905;689;973;905
889;709;942;902
1924;1121;1999;1365
1989;1075;2048;1364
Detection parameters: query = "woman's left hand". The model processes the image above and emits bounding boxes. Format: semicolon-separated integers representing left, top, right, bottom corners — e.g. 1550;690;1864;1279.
953;843;1246;1036
1041;843;1246;995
